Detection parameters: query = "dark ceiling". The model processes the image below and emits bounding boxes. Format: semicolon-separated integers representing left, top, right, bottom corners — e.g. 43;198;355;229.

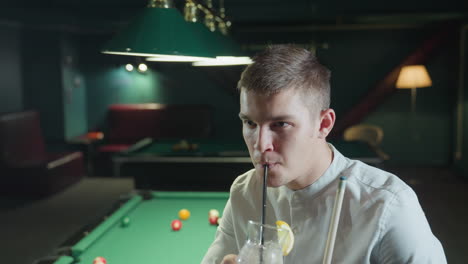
0;0;466;31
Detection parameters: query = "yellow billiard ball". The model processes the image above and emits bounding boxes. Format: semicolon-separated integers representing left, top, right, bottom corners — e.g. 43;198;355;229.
178;209;191;220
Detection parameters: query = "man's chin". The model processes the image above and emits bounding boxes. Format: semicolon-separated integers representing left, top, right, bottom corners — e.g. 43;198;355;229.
266;181;283;188
255;170;284;188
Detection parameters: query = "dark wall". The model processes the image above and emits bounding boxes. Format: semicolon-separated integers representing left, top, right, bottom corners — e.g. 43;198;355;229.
79;35;243;141
237;25;457;165
60;36;88;140
21;29;64;142
0;24;23;113
0;9;465;167
365;44;456;165
454;26;468;175
20;29;88;142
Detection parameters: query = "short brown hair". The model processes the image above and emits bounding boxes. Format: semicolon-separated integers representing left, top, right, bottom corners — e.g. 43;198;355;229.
237;44;331;113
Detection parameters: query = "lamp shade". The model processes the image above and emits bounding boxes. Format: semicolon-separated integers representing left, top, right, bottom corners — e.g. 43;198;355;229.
192;56;252;66
102;7;218;59
190;26;252;66
396;65;432;89
145;20;251;64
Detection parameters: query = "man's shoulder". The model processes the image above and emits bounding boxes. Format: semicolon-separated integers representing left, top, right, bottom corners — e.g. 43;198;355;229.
230;168;257;194
343;159;413;199
224;169;266;223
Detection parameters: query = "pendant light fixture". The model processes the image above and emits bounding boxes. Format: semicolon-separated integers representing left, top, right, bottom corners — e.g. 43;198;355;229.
191;0;252;66
102;0;218;60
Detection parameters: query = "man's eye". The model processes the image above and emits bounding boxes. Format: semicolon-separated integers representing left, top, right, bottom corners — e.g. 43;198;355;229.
274;122;289;128
244;120;256;127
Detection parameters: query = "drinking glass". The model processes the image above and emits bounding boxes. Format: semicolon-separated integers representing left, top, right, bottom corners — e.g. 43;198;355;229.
237;220;284;264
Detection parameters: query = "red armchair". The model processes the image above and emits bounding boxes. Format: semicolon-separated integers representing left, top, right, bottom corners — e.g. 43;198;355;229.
0;111;84;197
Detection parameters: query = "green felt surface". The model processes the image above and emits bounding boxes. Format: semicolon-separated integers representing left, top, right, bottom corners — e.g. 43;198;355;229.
69;192;229;264
71;196;143;257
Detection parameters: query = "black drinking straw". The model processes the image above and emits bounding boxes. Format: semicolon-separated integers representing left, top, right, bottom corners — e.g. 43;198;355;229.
260;165;268;245
259;164;268;263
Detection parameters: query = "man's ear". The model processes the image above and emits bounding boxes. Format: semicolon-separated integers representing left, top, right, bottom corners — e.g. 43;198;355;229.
318;108;335;139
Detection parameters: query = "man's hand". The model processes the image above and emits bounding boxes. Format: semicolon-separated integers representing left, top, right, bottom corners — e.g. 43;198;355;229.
220;254;237;264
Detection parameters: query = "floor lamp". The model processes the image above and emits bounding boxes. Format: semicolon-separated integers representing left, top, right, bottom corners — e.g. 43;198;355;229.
396;65;432;112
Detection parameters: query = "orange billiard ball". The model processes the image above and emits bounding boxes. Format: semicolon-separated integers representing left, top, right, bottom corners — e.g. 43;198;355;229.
178;209;191;220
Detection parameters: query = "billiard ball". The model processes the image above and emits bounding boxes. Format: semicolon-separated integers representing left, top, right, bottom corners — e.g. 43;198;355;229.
172;144;181;151
209;215;218;225
179;140;189;150
171;219;182;231
189;143;199;151
209;209;219;218
178;209;190;220
217;217;222;225
93;256;107;264
121;217;130;227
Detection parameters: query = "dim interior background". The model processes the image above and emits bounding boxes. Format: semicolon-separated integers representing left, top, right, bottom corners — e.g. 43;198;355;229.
0;0;468;263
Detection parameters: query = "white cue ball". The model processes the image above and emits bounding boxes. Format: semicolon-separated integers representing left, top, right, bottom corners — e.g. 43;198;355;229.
209;209;220;218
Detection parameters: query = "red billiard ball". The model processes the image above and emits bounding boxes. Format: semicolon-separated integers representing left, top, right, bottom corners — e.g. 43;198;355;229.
93;257;107;264
171;219;182;231
209;215;219;225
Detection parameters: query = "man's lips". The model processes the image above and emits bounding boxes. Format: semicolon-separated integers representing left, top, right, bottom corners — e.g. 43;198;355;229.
253;154;280;168
257;162;277;168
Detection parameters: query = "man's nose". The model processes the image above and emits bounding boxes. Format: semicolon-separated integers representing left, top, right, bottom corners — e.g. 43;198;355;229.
254;126;274;153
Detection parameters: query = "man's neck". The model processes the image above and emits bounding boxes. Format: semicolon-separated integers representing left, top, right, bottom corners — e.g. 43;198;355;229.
286;141;334;190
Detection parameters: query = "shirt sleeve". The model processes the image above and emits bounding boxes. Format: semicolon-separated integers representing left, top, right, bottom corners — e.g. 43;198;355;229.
201;197;238;264
376;188;447;264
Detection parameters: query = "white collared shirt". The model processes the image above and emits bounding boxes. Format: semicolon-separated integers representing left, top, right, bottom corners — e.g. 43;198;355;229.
202;145;446;264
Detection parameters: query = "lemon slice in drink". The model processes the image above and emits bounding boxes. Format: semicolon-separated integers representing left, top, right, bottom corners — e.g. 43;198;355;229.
276;220;295;256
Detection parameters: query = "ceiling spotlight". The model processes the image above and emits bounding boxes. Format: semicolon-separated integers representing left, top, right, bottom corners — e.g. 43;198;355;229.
138;63;148;72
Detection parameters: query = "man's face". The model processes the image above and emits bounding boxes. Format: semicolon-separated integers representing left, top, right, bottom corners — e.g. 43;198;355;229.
239;88;325;189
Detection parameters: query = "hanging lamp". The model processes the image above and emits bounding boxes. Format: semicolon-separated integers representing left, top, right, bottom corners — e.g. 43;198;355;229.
102;0;217;60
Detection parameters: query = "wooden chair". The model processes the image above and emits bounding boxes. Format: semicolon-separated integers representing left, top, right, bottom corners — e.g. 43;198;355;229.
343;124;390;160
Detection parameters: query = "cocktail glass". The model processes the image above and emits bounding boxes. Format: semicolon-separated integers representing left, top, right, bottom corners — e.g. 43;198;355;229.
237;220;284;264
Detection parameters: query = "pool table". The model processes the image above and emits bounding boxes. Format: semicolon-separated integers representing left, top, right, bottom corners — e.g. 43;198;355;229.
112;138;253;190
112;138;383;191
50;191;229;264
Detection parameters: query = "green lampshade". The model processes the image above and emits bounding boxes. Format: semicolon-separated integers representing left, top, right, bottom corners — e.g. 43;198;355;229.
213;31;245;57
188;21;245;57
144;20;248;63
182;22;252;66
191;30;252;66
102;7;219;58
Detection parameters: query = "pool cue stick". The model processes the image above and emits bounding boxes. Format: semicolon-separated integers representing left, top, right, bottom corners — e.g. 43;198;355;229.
322;176;347;264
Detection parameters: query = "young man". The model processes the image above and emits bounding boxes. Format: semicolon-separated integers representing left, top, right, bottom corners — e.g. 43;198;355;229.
202;45;446;263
